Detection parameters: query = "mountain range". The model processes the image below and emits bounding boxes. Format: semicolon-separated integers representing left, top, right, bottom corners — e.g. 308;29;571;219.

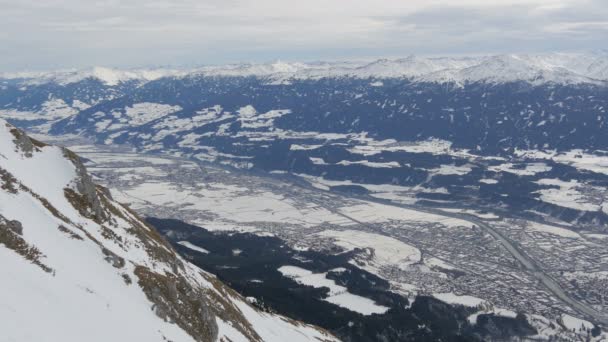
3;52;608;87
2;52;608;341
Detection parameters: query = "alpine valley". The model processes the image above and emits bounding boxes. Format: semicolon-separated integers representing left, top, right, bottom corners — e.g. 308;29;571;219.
2;52;608;341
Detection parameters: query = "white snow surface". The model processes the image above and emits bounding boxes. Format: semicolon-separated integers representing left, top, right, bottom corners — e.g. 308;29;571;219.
515;149;608;176
534;178;605;212
489;162;552;176
317;230;421;272
527;222;581;239
278;265;389;315
124;103;183;126
338;200;471;228
432;293;487;308
177;241;210;254
560;314;594;331
428;164;473;176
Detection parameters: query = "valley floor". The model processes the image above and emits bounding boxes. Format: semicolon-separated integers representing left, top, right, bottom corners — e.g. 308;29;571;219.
50;138;608;340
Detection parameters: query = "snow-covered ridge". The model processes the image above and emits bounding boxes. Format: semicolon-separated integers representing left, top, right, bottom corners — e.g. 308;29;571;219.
0;119;337;342
2;52;608;86
0;66;187;86
417;54;606;86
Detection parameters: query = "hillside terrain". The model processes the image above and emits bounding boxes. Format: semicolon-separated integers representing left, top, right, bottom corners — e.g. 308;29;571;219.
0;119;337;342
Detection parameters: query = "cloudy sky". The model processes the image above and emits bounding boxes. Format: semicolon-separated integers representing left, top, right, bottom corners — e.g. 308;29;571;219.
1;0;607;71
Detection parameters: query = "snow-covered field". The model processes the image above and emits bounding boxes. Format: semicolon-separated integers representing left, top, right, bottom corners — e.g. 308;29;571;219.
317;230;421;272
113;179;353;231
439;208;500;220
278;265;389;315
294;173;448;204
347;138;455;156
534;178;607;212
125;103;183;126
489;162;552;176
432;293;487;308
560;313;594;331
431;293;524;327
177;241;210;254
428;164;473;176
526;222;581;239
338;201;471;228
516;149;608;176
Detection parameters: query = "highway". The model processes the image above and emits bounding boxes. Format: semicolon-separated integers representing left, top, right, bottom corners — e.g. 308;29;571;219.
284;174;608;326
367;196;608;326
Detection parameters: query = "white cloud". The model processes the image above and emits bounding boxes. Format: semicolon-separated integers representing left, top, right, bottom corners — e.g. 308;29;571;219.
0;0;605;70
544;21;608;34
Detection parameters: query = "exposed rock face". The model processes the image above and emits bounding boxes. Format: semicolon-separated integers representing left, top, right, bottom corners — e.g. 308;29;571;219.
135;265;220;342
8;125;37;157
4;218;23;235
0;168;19;193
63;148;108;223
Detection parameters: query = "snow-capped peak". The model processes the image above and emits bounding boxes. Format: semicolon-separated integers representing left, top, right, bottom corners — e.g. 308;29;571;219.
88;66;146;86
346;55;478;79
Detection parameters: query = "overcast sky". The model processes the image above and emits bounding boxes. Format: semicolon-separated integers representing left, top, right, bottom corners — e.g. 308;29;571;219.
1;0;607;71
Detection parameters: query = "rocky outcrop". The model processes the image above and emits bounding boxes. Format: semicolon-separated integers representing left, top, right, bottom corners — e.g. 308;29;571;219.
135;266;220;342
63;148;109;223
8;124;37;157
0;214;52;273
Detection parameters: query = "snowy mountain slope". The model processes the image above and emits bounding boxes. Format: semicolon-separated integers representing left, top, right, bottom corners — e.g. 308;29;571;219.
523;52;608;81
3;52;608;86
0;119;338;342
418;54;603;85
